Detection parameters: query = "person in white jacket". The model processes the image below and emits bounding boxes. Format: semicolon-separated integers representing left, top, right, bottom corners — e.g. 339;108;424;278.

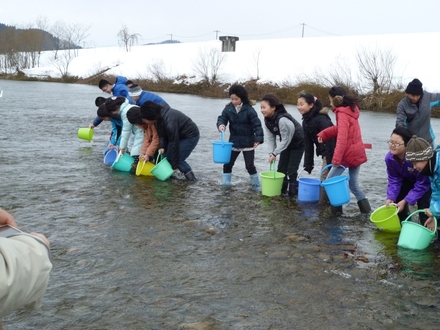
0;208;52;328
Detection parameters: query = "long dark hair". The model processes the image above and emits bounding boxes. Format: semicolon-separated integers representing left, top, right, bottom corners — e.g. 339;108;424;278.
328;86;359;112
261;94;287;114
139;101;163;121
298;93;323;111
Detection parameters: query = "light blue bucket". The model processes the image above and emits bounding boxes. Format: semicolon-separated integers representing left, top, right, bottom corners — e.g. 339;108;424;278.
103;149;118;166
320;164;350;206
297;169;320;203
212;131;233;164
111;152;134;172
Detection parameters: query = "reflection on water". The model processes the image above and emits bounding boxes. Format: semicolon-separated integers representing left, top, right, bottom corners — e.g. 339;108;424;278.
1;79;440;329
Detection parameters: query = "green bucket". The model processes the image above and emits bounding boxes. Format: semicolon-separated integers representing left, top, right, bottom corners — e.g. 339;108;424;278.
111;152;134;172
260;162;285;197
151;152;174;181
397;210;437;250
370;204;401;232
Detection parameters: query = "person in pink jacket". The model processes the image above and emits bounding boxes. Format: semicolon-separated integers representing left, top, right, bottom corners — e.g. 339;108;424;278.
317;86;371;215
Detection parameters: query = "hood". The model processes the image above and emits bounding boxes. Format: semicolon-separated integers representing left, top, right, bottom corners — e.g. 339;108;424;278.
114;75;128;85
333;105;360;120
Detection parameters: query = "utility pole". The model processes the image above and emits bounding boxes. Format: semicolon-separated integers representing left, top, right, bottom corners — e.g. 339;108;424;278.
168;34;173;41
214;30;220;40
301;23;305;38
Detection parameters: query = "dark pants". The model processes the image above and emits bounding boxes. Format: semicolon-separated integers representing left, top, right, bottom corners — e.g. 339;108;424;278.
164;135;199;173
223;150;257;175
396;179;431;225
277;147;304;180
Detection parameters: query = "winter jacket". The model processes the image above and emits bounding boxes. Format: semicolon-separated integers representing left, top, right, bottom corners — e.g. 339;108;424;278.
317;105;367;168
216;103;264;148
428;150;440;218
118;100;144;156
113;76;135;104
137;91;166;106
156;104;200;170
264;112;303;156
396;91;440;145
140;124;160;158
0;235;52;318
109;117;123;146
302;106;336;169
385;152;431;205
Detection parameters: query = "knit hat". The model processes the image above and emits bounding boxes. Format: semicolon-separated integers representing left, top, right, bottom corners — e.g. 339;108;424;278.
406;135;433;162
405;79;423;95
129;84;142;97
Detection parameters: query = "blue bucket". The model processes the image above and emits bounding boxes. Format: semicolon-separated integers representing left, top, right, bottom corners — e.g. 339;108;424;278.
103;149;118;166
213;131;233;164
297;174;320;203
320;164;350;206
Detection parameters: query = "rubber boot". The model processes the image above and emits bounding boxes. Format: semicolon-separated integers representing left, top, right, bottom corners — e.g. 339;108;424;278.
318;187;328;205
357;198;371;214
331;205;343;216
288;177;297;196
281;177;289;194
249;173;261;190
221;173;232;187
184;170;197;181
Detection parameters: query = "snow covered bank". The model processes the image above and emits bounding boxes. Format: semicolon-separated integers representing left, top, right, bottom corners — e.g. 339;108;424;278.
23;32;440;91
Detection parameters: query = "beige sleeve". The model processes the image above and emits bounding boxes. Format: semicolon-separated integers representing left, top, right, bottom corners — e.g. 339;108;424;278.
0;235;52;317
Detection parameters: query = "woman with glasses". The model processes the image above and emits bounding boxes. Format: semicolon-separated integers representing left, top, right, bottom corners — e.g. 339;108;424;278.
385;127;431;224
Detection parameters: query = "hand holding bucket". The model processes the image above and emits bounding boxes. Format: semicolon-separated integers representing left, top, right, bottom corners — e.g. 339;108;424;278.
260;161;285;197
397;210;437;250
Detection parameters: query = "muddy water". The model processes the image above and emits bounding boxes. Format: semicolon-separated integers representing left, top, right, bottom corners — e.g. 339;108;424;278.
1;80;439;329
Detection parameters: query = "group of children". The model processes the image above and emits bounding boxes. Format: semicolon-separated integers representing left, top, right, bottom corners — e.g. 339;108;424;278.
91;76;440;233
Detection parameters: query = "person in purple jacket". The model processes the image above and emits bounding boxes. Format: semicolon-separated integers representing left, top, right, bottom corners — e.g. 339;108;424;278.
385;126;431;224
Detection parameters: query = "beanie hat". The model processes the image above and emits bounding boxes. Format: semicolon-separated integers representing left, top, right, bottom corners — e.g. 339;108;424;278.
406;135;433;162
129;84;142;97
405;79;423;95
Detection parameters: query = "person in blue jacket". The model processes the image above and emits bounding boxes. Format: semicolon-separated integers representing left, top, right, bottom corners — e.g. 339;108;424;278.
90;76;135;129
128;84;167;106
96;104;123;151
385;127;431;224
217;84;264;189
405;135;440;235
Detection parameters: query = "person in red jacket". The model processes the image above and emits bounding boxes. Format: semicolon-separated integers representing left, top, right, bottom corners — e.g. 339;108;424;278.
317;87;371;215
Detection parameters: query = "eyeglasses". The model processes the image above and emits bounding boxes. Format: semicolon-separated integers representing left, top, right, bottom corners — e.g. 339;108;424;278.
387;140;405;147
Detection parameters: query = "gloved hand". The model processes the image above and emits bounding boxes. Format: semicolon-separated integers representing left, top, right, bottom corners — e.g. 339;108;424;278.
304;165;314;174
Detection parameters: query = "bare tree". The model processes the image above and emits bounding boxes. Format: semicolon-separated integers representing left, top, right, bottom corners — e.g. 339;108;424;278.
147;59;171;83
118;25;141;52
251;47;262;80
192;46;226;86
356;47;397;94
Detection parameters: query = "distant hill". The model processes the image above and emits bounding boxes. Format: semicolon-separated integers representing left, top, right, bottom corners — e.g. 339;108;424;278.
0;23;80;52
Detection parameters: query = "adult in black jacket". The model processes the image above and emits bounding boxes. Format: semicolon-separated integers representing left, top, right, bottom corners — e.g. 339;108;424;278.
140;101;200;181
297;93;336;204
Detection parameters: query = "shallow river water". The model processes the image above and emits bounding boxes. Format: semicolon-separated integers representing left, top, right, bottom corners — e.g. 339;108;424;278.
1;79;440;329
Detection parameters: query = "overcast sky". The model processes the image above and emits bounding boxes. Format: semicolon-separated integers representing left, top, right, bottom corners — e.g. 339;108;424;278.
1;0;439;47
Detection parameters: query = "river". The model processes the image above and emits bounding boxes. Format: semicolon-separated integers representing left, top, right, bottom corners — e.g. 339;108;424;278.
1;79;439;329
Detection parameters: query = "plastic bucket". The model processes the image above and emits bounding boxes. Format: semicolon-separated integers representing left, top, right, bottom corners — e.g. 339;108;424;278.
320;164;350;206
151;153;174;181
397;210;437;250
136;159;155;176
297;169;320;203
103;149;118;166
260;162;285;197
78;128;93;142
370;204;401;232
111;152;134;172
213;131;233;164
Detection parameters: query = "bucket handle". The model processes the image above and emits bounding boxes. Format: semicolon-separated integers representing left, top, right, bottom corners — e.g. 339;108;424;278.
221;130;225;144
270;161;277;178
155;151;164;165
319;164;349;182
115;151;124;163
402;209;438;234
